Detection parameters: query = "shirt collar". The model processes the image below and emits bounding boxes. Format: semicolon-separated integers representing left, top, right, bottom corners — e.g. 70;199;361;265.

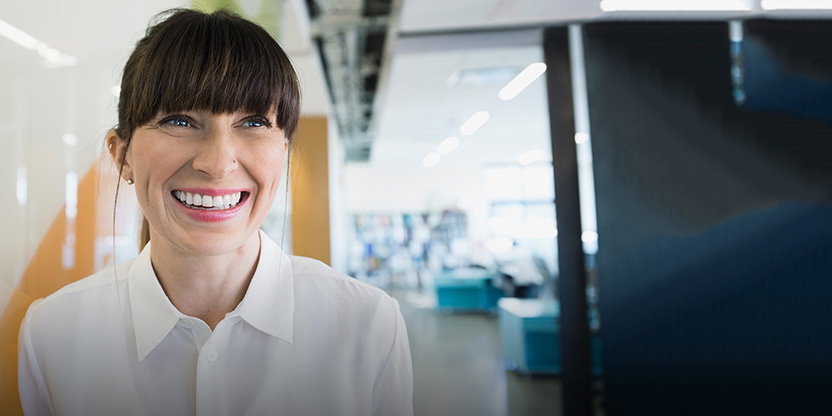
128;244;181;362
236;230;294;344
128;230;295;362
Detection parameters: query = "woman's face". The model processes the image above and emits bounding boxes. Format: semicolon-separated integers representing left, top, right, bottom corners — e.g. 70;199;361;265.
112;110;287;257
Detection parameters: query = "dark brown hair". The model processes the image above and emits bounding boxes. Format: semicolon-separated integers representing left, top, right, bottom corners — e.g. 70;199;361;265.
114;8;301;249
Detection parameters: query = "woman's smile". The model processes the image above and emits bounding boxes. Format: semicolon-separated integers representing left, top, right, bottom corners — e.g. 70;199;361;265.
172;189;248;210
170;188;252;223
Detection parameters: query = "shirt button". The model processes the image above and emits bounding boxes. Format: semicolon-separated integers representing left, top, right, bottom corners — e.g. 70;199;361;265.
206;351;218;362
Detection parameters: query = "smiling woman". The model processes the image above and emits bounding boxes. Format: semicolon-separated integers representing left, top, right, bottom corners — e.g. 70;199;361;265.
17;9;413;416
113;110;287;261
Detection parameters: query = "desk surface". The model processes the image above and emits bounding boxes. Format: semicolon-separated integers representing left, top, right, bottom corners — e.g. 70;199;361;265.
498;298;559;318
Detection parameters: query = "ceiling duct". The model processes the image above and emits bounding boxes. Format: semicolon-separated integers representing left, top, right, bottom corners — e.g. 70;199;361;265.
305;0;398;161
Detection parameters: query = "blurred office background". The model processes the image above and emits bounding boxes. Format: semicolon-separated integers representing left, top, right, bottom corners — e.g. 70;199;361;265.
2;1;832;415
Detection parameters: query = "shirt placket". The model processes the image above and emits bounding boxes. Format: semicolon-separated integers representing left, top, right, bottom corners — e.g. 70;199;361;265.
191;317;238;416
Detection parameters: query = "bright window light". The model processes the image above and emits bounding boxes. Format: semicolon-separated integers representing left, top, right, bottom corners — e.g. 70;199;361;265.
0;17;76;67
487;217;522;235
522;217;557;239
16;166;27;206
423;152;441;168
460;111;489;136
437;136;459;155
485;237;514;254
483;166;523;200
761;0;832;9
498;63;547;101
62;134;78;146
600;0;752;11
517;149;546;165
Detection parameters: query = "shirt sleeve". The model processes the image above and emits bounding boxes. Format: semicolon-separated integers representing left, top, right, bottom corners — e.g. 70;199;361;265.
18;300;54;416
371;297;414;416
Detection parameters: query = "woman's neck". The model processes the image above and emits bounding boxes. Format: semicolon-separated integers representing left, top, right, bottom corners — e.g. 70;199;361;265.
148;232;261;330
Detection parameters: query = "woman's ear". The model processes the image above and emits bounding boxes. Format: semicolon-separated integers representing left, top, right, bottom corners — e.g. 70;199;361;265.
106;130;133;183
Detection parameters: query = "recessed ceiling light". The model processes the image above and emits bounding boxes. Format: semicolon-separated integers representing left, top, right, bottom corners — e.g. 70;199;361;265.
498;63;547;101
450;67;520;88
575;132;589;144
423;152;441;168
460;111;489;136
437;136;459;155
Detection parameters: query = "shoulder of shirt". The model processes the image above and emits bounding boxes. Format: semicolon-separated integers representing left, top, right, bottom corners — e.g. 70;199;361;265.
288;254;395;305
26;259;133;315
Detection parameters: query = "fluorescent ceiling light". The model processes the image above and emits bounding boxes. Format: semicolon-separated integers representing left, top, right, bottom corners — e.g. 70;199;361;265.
498;63;547;101
518;149;546;165
437;136;459;156
460;111;489;136
423;152;440;168
449;67;519;88
761;0;832;9
0;18;39;49
0;17;76;67
600;0;751;11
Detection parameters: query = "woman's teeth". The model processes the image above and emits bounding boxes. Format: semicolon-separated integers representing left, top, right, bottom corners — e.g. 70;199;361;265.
174;191;242;210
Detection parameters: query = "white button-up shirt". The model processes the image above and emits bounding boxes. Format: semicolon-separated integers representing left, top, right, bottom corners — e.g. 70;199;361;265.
19;231;413;416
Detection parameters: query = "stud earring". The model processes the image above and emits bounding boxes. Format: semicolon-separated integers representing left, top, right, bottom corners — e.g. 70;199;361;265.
126;179;134;185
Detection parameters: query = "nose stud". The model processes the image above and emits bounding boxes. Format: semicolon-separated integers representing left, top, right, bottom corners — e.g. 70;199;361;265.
233;159;237;164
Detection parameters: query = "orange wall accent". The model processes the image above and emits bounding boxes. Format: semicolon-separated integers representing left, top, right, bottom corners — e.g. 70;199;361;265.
0;156;124;415
290;116;331;265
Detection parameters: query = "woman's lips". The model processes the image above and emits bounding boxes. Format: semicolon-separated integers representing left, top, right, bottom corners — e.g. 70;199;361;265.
170;189;250;222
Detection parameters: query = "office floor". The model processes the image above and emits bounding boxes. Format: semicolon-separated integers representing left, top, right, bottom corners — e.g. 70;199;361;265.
392;290;561;416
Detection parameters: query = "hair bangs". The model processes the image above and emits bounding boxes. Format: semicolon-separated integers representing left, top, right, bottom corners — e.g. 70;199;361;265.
119;9;300;140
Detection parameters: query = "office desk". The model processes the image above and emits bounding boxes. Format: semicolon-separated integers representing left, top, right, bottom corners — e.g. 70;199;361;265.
433;268;503;311
498;298;603;375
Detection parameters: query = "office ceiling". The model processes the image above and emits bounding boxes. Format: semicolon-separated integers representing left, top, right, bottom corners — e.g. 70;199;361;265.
309;0;832;166
371;30;550;168
3;0;832;167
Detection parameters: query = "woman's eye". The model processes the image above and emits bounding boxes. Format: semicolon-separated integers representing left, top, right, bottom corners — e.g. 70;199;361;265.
161;115;192;128
241;117;270;128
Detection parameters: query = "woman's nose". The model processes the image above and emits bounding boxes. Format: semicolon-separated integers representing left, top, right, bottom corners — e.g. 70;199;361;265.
191;130;238;179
